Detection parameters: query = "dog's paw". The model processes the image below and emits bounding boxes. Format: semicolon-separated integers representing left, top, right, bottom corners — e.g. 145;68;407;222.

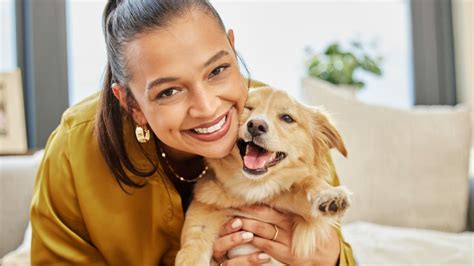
308;186;351;217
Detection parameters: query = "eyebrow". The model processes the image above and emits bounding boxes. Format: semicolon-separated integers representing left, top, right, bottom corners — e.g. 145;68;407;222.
203;50;229;68
145;50;230;91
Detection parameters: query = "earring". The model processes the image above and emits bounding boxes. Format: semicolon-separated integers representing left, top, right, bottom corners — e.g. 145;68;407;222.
135;125;150;143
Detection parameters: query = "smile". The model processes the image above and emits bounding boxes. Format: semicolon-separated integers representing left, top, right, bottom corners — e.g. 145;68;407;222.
193;115;226;134
237;139;287;175
185;108;233;142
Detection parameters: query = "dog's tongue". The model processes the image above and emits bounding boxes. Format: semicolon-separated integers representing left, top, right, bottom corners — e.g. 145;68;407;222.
243;144;272;170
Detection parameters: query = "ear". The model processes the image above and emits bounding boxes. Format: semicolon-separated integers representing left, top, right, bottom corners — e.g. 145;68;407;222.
227;29;235;50
312;108;347;157
111;83;148;125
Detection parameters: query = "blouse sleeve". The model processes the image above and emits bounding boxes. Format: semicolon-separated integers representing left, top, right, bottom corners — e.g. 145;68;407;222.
30;122;107;265
326;154;356;266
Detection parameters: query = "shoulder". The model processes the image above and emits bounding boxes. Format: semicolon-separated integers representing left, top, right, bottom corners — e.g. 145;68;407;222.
61;91;101;130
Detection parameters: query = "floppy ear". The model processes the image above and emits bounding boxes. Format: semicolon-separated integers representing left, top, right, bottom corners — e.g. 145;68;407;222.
312;108;348;157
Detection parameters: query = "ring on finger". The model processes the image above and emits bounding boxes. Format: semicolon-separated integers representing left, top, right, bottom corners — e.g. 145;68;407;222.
271;224;279;241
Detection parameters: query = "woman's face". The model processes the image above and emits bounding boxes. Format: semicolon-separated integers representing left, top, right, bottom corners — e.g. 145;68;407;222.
118;10;247;159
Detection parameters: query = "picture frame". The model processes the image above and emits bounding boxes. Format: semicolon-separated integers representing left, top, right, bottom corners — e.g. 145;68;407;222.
0;69;28;154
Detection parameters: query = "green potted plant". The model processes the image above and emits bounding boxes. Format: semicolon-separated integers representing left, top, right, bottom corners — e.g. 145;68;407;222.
304;40;383;97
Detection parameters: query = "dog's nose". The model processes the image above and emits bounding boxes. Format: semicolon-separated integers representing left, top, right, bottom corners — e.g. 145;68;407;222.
247;119;268;136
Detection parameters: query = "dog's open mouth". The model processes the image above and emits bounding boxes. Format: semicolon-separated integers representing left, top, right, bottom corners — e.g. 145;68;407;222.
237;139;287;175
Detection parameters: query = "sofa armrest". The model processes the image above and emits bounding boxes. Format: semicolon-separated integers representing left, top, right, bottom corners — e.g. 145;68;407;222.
467;177;474;231
0;151;43;258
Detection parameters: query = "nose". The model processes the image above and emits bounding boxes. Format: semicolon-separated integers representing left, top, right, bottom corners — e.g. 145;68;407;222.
247;119;268;137
188;85;220;118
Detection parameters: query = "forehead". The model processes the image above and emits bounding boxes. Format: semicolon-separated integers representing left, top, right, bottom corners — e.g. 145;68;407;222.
124;10;228;81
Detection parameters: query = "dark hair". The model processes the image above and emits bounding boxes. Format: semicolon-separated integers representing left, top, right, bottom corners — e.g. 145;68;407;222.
96;0;250;190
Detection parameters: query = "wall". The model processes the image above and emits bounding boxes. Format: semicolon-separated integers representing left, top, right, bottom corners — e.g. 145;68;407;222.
452;0;474;146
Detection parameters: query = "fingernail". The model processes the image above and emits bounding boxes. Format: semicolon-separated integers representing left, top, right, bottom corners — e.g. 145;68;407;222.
258;253;270;260
241;232;253;240
231;219;242;229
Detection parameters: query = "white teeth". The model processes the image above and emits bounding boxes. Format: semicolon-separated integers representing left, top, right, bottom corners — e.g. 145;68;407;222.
193;116;226;134
270;152;276;161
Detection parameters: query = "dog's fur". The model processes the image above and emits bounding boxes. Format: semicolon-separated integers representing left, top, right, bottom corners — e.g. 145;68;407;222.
175;87;351;265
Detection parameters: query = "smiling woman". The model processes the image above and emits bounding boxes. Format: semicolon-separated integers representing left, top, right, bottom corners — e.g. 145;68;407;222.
30;0;354;265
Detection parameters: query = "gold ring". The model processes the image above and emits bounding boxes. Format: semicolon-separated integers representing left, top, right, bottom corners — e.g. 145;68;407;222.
271;224;279;241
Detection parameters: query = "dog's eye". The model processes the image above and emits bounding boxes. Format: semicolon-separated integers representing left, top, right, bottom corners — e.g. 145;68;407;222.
280;114;295;123
245;106;253;111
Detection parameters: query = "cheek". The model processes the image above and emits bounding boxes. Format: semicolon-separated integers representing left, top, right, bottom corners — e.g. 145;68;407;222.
225;72;248;114
142;105;184;139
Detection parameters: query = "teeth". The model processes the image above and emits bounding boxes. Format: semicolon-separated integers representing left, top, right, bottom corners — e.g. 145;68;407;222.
193;116;226;134
269;152;276;161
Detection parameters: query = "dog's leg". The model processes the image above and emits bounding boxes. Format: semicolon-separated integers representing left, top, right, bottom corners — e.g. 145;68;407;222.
175;201;228;266
292;217;334;259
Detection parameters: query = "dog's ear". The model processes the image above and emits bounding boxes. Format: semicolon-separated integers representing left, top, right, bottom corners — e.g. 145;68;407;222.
311;108;347;157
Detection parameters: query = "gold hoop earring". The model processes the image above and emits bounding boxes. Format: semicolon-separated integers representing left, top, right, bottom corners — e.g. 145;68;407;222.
135;125;150;143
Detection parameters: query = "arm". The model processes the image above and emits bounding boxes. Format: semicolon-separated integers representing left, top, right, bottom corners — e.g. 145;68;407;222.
325;154;356;266
30;123;106;265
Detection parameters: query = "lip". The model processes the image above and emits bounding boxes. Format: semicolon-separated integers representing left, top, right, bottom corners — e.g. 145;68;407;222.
192;112;228;129
184;108;233;142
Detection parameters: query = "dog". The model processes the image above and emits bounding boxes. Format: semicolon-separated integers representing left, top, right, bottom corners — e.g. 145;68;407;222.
175;86;351;265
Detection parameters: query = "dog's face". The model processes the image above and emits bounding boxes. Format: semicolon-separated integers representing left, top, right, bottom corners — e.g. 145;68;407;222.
236;87;347;180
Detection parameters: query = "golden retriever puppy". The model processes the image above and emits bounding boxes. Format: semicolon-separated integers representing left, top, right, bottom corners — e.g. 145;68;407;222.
175;87;351;265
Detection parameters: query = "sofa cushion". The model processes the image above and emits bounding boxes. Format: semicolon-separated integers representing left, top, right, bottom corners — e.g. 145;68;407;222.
342;222;474;264
301;77;471;232
0;150;43;257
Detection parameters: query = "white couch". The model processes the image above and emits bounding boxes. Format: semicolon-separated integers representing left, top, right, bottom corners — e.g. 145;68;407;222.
1;80;473;265
301;77;474;265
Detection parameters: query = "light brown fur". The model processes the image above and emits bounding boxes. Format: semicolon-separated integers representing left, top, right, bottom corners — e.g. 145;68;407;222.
175;87;351;265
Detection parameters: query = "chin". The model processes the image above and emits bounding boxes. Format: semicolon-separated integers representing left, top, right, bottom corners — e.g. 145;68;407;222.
201;140;236;159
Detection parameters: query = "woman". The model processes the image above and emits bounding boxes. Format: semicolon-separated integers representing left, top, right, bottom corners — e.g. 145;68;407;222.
30;0;355;265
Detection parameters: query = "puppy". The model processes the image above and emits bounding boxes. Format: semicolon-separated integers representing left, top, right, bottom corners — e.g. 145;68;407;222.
175;87;351;265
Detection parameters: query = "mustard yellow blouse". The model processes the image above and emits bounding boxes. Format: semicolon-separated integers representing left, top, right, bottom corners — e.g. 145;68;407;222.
30;83;355;265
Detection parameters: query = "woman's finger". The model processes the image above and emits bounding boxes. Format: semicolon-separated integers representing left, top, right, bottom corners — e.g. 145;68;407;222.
237;205;291;229
213;231;255;262
250;236;292;264
221;251;271;266
239;218;291;245
219;217;243;236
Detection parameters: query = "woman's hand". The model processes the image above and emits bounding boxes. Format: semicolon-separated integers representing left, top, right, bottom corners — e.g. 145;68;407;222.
212;205;341;266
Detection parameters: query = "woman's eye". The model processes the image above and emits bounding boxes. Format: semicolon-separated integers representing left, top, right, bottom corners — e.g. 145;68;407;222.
157;88;179;99
209;64;229;79
280;114;295;123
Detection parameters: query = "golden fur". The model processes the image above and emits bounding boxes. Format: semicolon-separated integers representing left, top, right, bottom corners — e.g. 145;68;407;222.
175;87;351;265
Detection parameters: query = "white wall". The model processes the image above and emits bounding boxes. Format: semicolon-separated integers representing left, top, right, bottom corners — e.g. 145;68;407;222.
212;0;413;107
66;0;107;105
67;0;413;108
0;0;17;72
452;0;473;146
